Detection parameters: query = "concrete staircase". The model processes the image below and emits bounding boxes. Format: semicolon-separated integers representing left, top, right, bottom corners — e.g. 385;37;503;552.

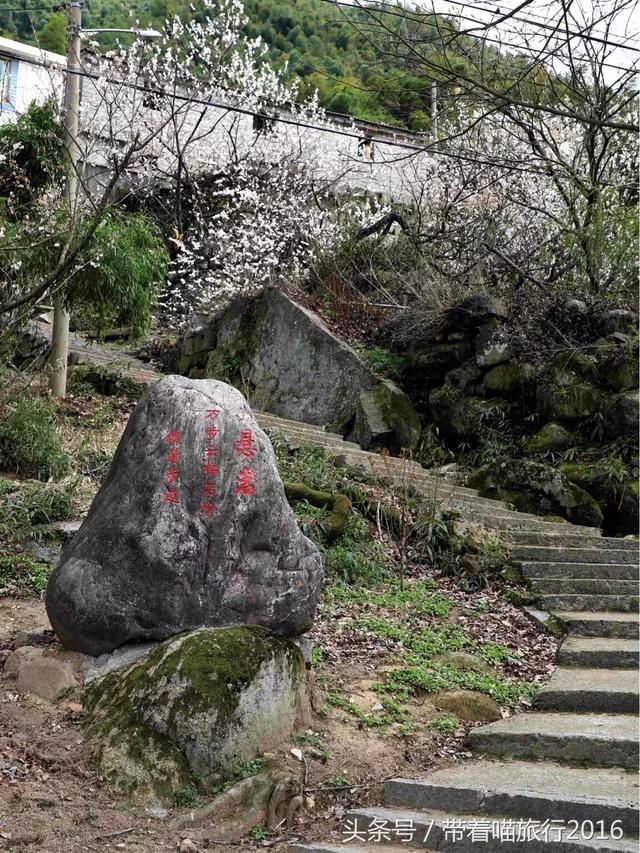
34;323;637;852
258;415;640;853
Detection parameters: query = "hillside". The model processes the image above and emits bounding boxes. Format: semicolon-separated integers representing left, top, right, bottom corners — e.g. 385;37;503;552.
0;0;460;128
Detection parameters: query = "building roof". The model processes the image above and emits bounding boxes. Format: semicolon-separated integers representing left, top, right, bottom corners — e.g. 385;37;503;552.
0;35;65;68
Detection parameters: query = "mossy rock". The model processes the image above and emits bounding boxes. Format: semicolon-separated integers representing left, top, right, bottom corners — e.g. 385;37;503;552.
435;689;501;722
84;627;306;802
431;651;492;674
591;336;639;392
352;380;421;452
549;352;598;384
536;381;601;421
482;362;535;396
429;386;508;446
560;461;638;536
525;422;575;454
602;391;640;439
470;459;603;528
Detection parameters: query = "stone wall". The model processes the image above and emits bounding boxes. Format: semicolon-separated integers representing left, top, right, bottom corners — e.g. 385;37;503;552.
398;295;639;534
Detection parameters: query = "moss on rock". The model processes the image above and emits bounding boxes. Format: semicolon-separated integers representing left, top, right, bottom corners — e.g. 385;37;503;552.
482;362;535;396
284;481;352;542
536;380;601;421
525;422;575;454
352;380;421;452
84;626;306;801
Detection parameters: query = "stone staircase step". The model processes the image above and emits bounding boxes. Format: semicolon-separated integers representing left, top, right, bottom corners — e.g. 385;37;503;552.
556;612;640;639
556;637;639;669
537;594;639;612
522;563;637;580
530;578;638;596
384;760;639;834
467;712;639;768
453;512;603;535
507;532;621;548
341;806;638;852
536;668;639;713
513;546;638;565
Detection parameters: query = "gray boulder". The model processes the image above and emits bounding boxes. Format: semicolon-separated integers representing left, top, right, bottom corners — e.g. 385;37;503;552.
178;287;420;450
46;376;323;656
351;380;422;453
84;626;307;800
602;391;640;439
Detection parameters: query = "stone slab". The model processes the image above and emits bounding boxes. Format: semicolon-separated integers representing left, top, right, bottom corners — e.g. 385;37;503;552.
467;712;639;768
556;613;639;639
537;668;639;713
385;760;639;834
557;637;639;669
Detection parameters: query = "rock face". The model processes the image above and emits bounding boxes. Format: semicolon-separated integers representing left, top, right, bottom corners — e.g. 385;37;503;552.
469;460;604;529
177;287;420;451
84;626;307;800
46;376;323;656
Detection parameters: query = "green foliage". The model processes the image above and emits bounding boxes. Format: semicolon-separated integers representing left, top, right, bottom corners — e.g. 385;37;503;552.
173;784;202;807
0;98;65;207
36;12;67;52
379;663;538;708
66;211;169;339
325;539;391;585
251;826;268;841
0;552;50;596
0;476;76;540
328;579;452;617
353;345;407;381
429;713;459;734
0;398;70;480
325;689;409;730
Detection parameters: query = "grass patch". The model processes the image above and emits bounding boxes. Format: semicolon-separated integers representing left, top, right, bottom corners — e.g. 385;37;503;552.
328;580;453;617
0;553;51;597
0;477;76;540
0;398;70;480
429;713;459;734
378;663;538;708
325;690;412;730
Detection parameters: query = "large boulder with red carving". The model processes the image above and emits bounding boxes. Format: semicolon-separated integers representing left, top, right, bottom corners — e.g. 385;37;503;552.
45;376;323;656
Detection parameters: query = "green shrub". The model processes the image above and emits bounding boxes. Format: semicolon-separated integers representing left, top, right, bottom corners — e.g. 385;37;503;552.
0;553;51;596
0;399;70;480
353;345;407;380
65;211;169;339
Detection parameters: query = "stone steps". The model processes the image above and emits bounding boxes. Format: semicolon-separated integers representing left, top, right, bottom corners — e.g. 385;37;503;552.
512;546;638;565
537;594;639;612
531;578;638;596
507;533;625;549
556;637;639;669
466;712;639;768
383;761;639;835
260;409;640;853
536;668;639;713
556;612;640;639
522;563;637;580
339;806;637;852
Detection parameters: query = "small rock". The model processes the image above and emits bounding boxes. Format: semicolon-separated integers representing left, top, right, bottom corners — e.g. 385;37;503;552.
146;806;169;819
14;629;54;649
4;647;79;701
431;651;492;674
435;689;501;722
290;748;304;762
179;841;198;853
598;308;638;336
371;702;383;712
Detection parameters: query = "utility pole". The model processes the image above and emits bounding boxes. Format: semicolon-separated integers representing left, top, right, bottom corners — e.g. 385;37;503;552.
430;80;438;141
49;0;82;398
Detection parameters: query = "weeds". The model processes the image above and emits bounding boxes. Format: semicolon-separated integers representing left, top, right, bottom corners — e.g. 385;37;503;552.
0;477;76;540
0;553;51;597
0;398;70;480
328;580;452;617
429;714;459;734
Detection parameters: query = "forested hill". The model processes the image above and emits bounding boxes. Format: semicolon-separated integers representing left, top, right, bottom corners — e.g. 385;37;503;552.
1;0;474;128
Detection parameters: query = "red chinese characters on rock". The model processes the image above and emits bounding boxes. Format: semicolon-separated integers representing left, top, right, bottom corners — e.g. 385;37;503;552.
234;428;258;497
200;409;221;517
163;429;182;504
